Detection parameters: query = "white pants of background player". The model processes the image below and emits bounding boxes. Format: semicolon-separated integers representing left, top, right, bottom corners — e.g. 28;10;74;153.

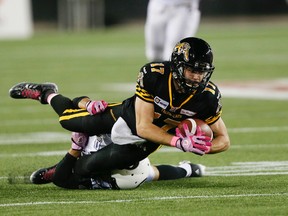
145;0;201;61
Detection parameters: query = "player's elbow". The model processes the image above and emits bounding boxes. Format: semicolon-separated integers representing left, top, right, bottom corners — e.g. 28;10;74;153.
210;136;230;154
219;136;230;152
136;124;150;139
222;138;231;152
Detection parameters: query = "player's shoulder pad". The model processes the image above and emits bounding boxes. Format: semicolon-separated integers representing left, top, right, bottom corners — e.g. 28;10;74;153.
140;61;171;76
201;81;222;108
203;81;221;98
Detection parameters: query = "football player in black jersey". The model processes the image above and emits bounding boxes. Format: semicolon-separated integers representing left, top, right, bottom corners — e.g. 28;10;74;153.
9;37;230;177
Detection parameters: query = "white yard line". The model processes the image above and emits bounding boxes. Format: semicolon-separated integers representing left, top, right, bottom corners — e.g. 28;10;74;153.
0;132;70;145
101;79;288;100
1;126;288;145
1;143;288;158
204;161;288;176
1;160;288;179
0;193;287;207
220;87;288;100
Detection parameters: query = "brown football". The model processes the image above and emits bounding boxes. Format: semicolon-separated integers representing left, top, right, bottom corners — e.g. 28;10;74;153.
177;118;213;140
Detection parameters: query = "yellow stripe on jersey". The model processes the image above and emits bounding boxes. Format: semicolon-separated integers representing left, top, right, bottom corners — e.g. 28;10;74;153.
205;110;222;125
204;87;215;95
204;82;216;95
63;108;86;114
153;144;163;152
108;102;122;107
135;84;154;103
168;73;194;110
110;109;117;121
208;82;216;89
59;109;90;121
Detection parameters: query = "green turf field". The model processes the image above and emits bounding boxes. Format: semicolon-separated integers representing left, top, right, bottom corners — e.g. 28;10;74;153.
0;17;288;215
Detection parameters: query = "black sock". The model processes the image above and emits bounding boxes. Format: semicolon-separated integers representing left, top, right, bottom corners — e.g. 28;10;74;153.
156;165;187;180
53;153;77;186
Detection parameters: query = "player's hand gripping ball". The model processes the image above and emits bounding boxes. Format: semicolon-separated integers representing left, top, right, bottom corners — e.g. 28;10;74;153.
177;118;213;141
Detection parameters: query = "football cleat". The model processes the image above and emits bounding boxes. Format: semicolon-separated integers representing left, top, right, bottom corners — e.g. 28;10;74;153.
178;160;206;177
30;165;57;184
9;82;58;104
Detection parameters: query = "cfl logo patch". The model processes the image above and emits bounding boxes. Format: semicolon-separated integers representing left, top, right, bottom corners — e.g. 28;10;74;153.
154;96;169;109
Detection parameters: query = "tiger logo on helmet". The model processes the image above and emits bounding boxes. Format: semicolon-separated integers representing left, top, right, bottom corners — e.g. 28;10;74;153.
173;42;191;62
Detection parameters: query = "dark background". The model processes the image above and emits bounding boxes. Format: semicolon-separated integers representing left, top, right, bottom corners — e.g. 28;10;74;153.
32;0;288;25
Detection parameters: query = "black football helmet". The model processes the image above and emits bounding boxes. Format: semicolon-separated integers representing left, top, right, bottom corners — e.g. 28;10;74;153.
171;37;215;94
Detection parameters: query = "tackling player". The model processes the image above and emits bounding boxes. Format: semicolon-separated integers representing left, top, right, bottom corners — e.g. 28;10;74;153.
30;132;205;190
9;37;230;178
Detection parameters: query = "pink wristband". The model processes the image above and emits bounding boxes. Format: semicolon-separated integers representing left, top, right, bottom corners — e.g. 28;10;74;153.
170;136;180;147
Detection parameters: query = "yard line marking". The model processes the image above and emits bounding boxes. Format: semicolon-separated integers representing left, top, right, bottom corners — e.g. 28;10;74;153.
205;161;288;176
220;87;288;100
1;161;288;180
206;172;288;176
0;119;57;127
0;132;69;145
0;193;287;207
101;80;288;100
229;126;288;133
0;142;288;158
0;150;67;158
1;126;288;145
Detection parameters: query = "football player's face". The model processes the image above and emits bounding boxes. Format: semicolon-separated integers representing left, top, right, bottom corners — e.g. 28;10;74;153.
183;66;206;87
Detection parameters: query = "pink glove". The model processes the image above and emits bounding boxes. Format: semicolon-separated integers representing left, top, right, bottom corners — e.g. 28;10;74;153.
85;100;108;115
171;124;212;155
71;132;88;151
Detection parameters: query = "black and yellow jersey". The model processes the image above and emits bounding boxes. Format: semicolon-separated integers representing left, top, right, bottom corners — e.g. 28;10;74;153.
121;61;222;135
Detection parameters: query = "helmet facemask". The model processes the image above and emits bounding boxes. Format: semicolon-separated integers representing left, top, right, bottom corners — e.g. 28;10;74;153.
172;62;214;94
